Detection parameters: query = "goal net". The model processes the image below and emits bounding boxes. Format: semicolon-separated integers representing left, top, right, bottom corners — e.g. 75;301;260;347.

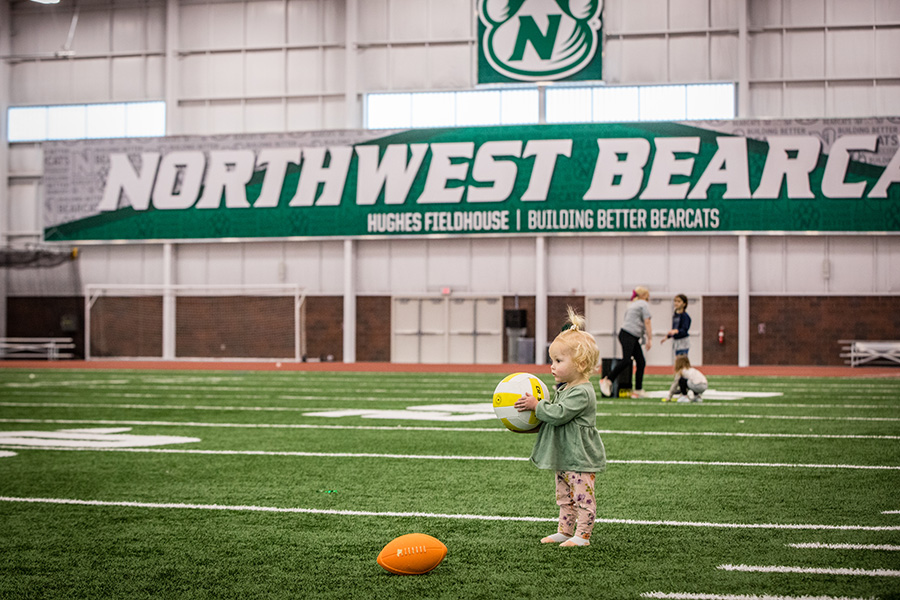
85;284;306;361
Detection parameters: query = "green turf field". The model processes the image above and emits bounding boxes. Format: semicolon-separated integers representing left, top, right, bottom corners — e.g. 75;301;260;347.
0;368;898;599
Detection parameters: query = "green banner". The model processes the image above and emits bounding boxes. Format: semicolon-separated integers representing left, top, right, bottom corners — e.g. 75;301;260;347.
477;0;604;84
43;119;900;242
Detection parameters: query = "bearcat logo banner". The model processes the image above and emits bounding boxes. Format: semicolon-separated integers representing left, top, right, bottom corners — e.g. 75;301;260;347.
42;118;900;242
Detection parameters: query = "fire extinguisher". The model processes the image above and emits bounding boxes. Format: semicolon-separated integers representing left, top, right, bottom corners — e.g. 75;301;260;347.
717;326;725;345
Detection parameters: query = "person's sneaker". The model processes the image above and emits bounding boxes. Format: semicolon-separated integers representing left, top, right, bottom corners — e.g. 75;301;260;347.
676;395;690;403
692;394;703;403
687;390;695;401
599;378;611;397
631;389;646;398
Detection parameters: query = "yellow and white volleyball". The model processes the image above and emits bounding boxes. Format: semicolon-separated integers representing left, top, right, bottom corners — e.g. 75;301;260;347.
492;372;548;433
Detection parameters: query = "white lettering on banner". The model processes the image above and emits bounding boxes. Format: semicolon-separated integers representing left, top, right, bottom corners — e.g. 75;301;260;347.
752;136;821;199
520;139;573;201
366;212;423;233
95;135;900;215
98;152;160;211
468;140;523;203
821;135;878;198
687;137;751;199
422;211;510;232
640;137;700;200
419;142;475;204
355;144;429;205
288;147;353;207
195;150;255;209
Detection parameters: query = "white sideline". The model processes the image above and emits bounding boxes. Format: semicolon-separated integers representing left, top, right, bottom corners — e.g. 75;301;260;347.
1;496;898;531
2;418;899;440
718;564;900;577
788;542;900;551
642;593;873;600
642;593;874;600
1;445;897;471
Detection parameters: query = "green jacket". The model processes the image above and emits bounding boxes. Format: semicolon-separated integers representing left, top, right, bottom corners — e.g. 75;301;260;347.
530;382;607;473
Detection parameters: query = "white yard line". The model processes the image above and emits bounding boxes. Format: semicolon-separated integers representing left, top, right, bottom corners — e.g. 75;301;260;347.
1;496;898;531
2;418;899;440
718;563;900;577
788;542;900;551
642;593;874;600
2;445;896;471
597;412;900;423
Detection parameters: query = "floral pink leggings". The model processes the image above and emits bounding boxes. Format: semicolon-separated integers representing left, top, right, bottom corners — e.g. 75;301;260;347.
555;471;597;539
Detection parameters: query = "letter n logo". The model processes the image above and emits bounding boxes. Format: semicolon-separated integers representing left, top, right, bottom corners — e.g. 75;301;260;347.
478;0;603;83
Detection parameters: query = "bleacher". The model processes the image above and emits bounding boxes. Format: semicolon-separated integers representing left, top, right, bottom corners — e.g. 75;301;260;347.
840;340;900;367
0;337;75;360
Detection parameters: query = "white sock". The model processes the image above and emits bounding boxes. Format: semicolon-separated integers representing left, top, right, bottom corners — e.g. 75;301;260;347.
542;533;572;543
565;535;590;546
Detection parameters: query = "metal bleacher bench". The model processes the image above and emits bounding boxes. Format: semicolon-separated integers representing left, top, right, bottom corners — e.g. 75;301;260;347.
0;337;75;360
839;340;900;367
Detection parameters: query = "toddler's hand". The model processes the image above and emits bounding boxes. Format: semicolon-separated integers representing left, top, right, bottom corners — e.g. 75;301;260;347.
514;393;538;412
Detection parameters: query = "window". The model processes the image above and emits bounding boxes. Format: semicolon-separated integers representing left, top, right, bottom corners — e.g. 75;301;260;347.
7;101;166;142
365;89;539;129
366;83;735;129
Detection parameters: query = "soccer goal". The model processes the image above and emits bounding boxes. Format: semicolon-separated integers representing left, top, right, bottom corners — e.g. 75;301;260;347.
85;284;306;362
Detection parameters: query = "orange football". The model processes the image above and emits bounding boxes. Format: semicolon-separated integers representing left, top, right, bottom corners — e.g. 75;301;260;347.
376;533;447;575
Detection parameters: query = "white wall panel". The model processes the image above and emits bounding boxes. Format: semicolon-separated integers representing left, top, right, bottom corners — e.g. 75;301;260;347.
620;0;668;31
210;4;245;50
246;1;287;48
622;237;668;292
113;8;150;54
470;238;511;294
671;0;708;29
180;55;209;99
784;0;825;26
357;240;391;294
828;85;875;118
358;48;390;90
208;101;245;135
749;236;784;292
389;46;428;90
430;0;472;39
426;239;469;292
72;59;110;103
428;46;471;89
78;245;164;287
709;236;738;293
710;34;738;81
829;237;875;294
875;237;900;292
8;182;39;233
583;237;623;295
389;239;427;292
211;54;245;97
244;99;284;133
784;31;824;79
784;83;825;118
180;4;210;50
750;31;782;81
246;52;285;96
830;30;874;79
8;145;42;174
72;10;112;55
322;48;345;93
669;35;709;82
668;236;711;293
547;238;584;294
876;29;900;77
390;0;428;42
618;38;668;83
287;49;323;94
785;237;827;293
111;57;147;100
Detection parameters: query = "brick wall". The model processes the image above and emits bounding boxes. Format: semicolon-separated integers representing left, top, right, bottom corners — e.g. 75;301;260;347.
357;296;391;362
702;296;900;365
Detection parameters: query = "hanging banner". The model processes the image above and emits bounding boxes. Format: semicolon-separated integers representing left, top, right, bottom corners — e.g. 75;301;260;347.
477;0;604;84
43;118;900;242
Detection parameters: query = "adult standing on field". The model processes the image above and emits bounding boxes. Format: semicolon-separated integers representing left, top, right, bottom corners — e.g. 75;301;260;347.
599;286;652;399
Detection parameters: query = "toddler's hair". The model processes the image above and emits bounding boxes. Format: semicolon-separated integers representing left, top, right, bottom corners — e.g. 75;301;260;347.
675;293;688;307
554;307;600;378
633;285;649;299
674;355;691;372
